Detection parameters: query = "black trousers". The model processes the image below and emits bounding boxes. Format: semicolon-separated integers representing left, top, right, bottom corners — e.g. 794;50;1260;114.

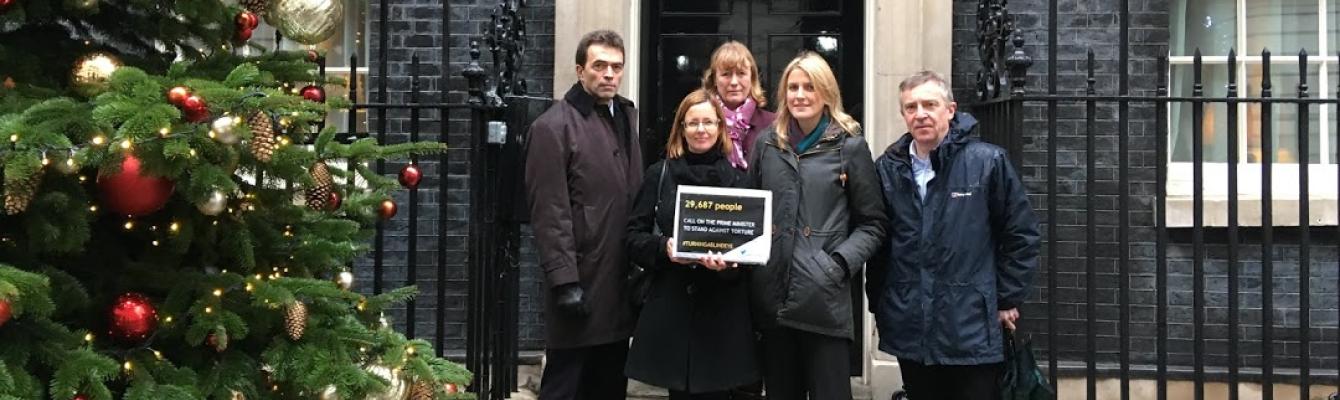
898;358;1003;400
539;341;629;400
670;390;731;400
760;327;852;400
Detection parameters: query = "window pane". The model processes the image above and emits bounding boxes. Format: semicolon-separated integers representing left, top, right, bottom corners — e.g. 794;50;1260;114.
1244;63;1324;164
1170;64;1231;162
1331;0;1340;54
662;0;732;14
1246;0;1319;55
1171;0;1236;56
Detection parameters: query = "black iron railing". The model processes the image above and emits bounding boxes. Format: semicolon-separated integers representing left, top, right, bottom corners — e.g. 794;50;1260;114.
298;1;530;399
970;0;1340;399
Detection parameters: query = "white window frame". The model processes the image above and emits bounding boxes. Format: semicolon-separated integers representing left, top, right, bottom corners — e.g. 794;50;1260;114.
1167;0;1339;227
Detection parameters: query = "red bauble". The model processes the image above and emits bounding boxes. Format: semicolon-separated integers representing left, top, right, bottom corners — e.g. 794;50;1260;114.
72;394;90;400
377;199;397;219
206;332;226;351
234;27;253;42
0;0;12;15
235;11;259;30
97;155;175;217
327;191;342;210
167;86;190;105
306;50;321;62
181;95;209;122
0;299;11;328
108;292;158;343
444;383;458;393
299;85;325;103
398;164;422;189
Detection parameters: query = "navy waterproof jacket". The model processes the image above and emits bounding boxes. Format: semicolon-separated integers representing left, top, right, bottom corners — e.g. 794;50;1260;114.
867;112;1040;365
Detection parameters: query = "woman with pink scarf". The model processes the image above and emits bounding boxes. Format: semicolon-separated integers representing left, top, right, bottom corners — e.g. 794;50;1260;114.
702;41;776;171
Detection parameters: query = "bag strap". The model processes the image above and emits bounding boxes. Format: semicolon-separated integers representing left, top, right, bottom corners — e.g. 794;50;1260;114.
653;161;667;236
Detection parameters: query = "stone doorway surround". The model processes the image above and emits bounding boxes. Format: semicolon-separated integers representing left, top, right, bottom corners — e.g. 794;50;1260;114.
550;1;953;398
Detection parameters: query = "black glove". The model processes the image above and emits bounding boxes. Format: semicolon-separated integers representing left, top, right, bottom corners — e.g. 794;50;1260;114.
554;283;589;317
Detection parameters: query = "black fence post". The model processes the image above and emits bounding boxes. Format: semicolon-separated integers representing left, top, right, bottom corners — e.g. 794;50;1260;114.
1005;33;1030;168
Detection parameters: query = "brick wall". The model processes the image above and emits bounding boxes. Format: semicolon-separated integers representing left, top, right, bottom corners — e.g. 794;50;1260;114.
361;0;555;352
952;0;1339;378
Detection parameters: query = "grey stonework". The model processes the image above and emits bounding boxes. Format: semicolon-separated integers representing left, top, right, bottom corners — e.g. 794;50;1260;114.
952;0;1338;377
361;0;555;352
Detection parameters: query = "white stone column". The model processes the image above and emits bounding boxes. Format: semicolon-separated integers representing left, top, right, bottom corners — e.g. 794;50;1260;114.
863;1;952;399
552;0;640;104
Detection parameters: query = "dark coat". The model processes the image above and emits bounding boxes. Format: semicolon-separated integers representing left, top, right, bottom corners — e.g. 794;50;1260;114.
623;155;759;393
737;109;777;167
867;112;1041;365
747;121;889;339
525;83;643;349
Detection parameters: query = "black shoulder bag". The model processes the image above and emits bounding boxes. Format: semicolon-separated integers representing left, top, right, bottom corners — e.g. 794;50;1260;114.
627;162;667;308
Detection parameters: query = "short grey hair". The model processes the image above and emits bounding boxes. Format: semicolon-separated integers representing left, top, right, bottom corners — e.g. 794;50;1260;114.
898;71;954;103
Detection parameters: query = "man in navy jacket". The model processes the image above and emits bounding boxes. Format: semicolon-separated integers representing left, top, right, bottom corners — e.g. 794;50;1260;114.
868;71;1040;400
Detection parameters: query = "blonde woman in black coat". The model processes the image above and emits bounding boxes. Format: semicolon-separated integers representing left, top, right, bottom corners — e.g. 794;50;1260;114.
624;89;757;400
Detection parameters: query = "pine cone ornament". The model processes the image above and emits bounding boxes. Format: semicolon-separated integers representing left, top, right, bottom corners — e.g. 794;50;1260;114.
248;112;278;163
3;173;41;215
241;0;267;15
306;161;334;210
283;301;307;340
408;380;434;400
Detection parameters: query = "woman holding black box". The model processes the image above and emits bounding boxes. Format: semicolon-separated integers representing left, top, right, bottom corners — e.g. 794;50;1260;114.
624;89;758;400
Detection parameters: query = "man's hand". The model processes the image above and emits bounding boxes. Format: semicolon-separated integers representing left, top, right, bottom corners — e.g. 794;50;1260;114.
999;308;1020;331
554;283;589;317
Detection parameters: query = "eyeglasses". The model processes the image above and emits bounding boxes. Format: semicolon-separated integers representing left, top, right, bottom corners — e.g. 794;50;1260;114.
682;120;720;131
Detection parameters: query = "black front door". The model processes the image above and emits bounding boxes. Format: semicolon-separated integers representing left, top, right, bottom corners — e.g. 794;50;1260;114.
639;0;864;164
638;0;866;374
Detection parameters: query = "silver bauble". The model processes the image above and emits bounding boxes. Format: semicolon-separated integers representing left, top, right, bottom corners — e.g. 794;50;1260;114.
364;364;409;400
336;271;354;290
197;190;227;216
212;116;240;144
265;0;343;45
319;386;340;400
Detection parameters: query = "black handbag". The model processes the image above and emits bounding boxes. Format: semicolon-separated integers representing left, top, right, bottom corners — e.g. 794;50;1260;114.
627;162;667;308
999;327;1055;400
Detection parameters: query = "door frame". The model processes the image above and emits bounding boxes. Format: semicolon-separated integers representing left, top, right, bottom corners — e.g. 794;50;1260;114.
550;0;954;392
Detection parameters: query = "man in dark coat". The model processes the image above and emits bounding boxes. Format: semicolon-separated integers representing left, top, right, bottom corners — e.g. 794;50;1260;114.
525;29;642;400
868;71;1041;400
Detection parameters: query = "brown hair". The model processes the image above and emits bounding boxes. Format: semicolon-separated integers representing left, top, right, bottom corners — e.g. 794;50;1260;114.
575;30;625;66
701;41;768;107
665;89;733;159
772;51;861;146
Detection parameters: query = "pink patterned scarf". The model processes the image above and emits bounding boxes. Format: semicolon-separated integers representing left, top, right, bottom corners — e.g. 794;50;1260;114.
717;95;756;169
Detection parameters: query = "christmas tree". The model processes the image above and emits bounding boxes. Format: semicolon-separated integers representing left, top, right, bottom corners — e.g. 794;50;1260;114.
0;0;473;398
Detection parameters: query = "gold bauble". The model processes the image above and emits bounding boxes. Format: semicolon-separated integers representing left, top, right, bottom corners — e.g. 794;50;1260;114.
70;51;121;97
364;364;409;400
264;0;342;45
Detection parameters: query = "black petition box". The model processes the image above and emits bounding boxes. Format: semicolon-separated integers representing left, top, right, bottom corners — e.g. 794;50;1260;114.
672;185;772;265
